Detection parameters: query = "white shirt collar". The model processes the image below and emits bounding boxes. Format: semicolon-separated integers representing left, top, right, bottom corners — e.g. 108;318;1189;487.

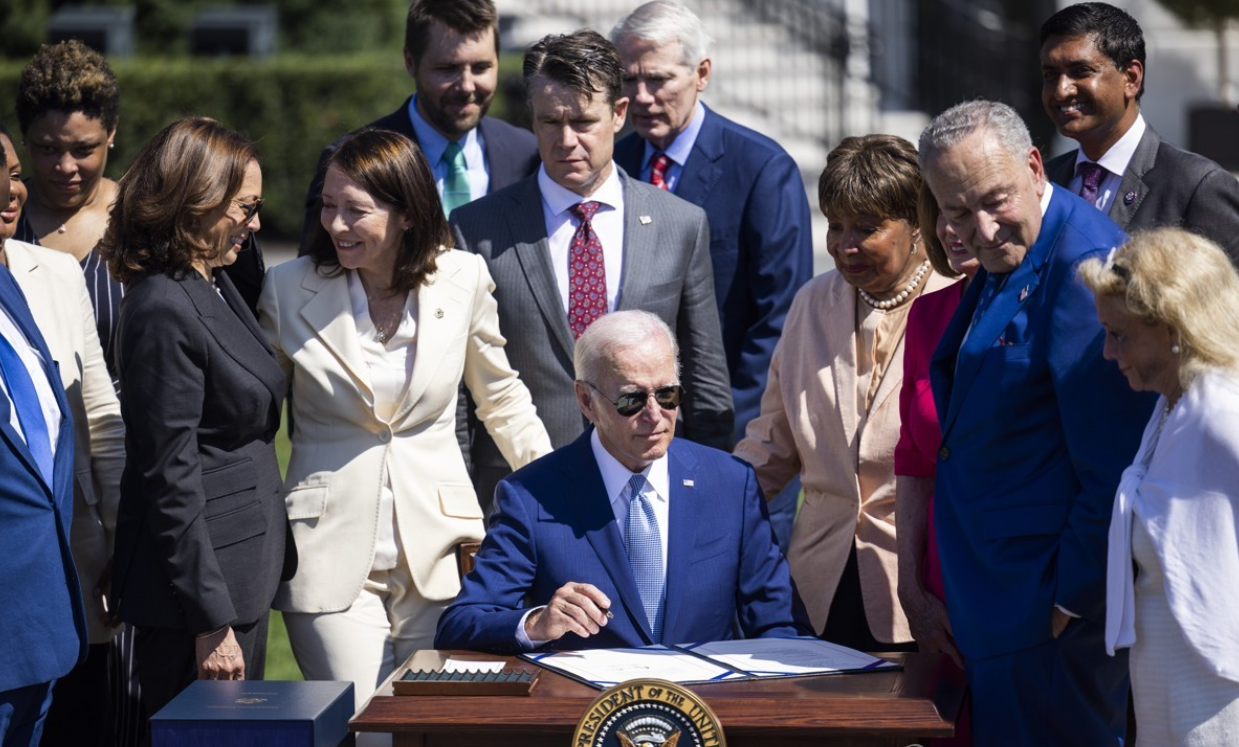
1073;113;1145;178
537;162;624;217
641;100;706;169
590;428;671;508
1040;181;1053;215
408;94;482;169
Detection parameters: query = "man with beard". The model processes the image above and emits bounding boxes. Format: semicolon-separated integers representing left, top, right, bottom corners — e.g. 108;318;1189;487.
301;0;539;241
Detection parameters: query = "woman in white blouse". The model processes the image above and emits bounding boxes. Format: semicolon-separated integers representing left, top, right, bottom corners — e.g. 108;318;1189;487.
1079;228;1239;746
258;129;551;722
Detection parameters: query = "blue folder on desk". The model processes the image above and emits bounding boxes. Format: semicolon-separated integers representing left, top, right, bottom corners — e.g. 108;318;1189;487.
151;680;355;747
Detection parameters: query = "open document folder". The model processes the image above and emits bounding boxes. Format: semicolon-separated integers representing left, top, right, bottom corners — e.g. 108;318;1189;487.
522;636;898;689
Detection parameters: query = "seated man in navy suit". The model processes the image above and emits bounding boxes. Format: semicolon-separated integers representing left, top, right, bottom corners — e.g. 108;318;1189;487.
435;310;808;652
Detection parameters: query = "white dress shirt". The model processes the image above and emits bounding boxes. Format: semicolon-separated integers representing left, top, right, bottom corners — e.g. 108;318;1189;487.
637;100;707;193
409;95;490;204
537;165;626;315
347;270;417;570
0;299;60;460
1068;114;1146;212
516;429;671;649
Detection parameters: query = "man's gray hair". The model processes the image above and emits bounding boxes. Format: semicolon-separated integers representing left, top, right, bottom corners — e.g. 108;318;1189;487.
611;0;712;68
918;99;1033;169
574;310;680;384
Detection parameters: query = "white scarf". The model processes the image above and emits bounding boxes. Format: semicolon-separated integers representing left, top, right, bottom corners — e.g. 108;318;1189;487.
1104;368;1239;683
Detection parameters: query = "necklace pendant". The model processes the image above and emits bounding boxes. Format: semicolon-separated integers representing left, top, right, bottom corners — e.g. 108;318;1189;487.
374;329;390;345
57;223;68;234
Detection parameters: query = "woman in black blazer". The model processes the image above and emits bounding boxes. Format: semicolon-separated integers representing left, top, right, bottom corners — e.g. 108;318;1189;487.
101;117;290;717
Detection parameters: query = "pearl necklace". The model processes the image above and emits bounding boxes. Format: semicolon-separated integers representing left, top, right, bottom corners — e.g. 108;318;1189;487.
858;260;930;310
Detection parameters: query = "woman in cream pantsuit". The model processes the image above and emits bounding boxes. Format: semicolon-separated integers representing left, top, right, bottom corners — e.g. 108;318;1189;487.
258;130;551;722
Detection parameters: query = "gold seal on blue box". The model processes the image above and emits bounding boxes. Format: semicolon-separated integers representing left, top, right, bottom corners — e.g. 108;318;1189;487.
573;678;726;747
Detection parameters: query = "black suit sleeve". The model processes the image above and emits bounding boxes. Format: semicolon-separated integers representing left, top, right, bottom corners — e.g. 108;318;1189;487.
118;292;238;633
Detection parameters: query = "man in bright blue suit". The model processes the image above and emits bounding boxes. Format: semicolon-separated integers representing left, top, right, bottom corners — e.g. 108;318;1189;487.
921;100;1154;746
0;167;87;746
435;310;809;653
610;1;813;444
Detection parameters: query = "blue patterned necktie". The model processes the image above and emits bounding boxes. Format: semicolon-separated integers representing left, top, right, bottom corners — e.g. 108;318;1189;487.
624;473;664;642
0;330;54;485
441;141;470;216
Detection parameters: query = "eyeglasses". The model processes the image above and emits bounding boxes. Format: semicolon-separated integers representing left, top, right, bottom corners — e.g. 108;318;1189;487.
233;197;264;223
581;380;685;417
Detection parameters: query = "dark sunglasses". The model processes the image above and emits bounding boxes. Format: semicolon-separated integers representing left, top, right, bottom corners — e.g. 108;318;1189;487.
582;380;685;417
233;197;264;222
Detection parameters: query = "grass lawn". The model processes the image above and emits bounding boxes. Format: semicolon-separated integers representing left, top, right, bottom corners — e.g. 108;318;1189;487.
265;408;304;680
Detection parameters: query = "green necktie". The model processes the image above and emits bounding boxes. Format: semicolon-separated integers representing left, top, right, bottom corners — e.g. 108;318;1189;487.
441;141;471;216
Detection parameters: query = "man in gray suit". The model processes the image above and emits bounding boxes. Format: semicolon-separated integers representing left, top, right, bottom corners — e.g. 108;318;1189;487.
451;30;733;512
1040;2;1239;262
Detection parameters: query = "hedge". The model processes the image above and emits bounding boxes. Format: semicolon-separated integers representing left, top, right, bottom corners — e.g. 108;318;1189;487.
0;52;526;241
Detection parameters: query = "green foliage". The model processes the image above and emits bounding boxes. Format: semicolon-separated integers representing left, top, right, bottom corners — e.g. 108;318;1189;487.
0;53;408;239
0;0;52;58
0;51;525;240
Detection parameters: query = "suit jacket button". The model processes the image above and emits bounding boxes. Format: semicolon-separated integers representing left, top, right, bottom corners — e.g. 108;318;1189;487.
939;446;950;460
379;431;391;443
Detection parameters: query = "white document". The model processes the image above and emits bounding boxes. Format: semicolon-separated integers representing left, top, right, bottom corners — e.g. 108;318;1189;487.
526;646;747;687
442;657;507;674
682;636;896;677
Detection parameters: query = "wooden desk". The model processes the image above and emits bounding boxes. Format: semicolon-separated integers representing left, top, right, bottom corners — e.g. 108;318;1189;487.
352;650;963;747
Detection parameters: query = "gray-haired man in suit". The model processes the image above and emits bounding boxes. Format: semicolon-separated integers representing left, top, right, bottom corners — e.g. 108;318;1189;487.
1040;2;1239;263
451;29;733;513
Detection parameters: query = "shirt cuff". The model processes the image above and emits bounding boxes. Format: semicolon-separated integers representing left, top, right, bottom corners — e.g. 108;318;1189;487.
516;606;550;650
1054;604;1080;618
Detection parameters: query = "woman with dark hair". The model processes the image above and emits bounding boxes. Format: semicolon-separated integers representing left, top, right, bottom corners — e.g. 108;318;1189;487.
102;117;290;718
14;40;124;380
734;134;950;652
258;128;549;722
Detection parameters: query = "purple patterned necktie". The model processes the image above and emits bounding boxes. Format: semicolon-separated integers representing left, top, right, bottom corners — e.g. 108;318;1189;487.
568;201;607;339
1078;161;1105;206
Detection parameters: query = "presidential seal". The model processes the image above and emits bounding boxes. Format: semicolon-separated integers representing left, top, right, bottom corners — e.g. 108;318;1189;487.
572;679;725;747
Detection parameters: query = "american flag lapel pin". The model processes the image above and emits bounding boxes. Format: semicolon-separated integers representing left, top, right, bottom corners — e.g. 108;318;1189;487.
682;479;694;487
1018;285;1030;302
640;215;652;225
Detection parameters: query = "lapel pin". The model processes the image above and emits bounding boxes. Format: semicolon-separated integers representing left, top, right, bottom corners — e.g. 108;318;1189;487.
1018;285;1030;302
639;215;652;225
1123;190;1137;205
434;308;444;319
682;479;694;487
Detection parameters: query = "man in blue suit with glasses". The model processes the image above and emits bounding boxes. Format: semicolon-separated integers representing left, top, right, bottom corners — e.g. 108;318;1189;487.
921;100;1154;747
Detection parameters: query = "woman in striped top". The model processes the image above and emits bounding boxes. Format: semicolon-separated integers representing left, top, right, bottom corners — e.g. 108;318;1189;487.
13;40;124;383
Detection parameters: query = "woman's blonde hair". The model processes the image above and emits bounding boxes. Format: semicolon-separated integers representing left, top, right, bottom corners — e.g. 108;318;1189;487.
1077;227;1239;387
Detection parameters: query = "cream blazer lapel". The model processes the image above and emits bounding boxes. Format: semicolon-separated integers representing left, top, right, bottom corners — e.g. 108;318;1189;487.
297;269;373;406
394;255;470;426
824;277;860;457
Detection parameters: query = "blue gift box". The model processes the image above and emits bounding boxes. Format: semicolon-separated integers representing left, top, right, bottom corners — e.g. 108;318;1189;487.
151;680;355;747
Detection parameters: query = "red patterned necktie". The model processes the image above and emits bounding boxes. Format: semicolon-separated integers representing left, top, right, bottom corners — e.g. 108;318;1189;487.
568;201;607;338
649;153;671;191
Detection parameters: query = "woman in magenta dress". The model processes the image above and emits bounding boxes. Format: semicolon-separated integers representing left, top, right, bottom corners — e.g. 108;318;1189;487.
894;185;979;745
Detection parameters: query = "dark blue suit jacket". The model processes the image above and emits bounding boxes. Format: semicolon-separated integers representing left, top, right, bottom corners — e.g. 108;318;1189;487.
435;431;809;653
614;106;813;438
930;187;1154;662
0;265;86;693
